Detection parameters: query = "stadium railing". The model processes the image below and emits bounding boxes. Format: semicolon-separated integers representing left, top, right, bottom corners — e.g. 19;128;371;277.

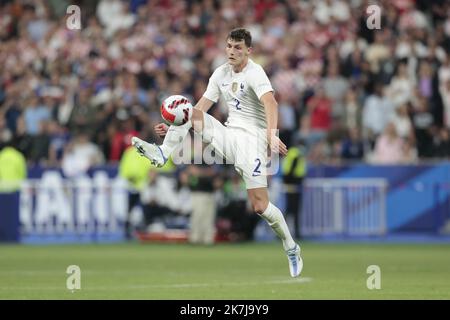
301;178;388;236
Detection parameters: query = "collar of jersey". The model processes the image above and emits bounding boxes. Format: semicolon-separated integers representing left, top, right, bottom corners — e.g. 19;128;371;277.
230;58;252;74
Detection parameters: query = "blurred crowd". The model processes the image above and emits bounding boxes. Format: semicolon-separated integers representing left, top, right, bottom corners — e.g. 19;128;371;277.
0;0;450;175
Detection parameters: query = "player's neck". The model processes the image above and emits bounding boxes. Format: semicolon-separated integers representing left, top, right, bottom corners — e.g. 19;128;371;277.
232;58;249;73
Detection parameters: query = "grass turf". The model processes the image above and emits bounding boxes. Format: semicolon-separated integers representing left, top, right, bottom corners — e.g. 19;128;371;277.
0;242;449;299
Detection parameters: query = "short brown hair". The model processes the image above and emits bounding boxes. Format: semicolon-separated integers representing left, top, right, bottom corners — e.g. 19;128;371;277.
228;28;252;47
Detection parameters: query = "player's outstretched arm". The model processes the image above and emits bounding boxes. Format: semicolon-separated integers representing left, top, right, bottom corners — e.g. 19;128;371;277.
261;92;288;156
194;96;215;113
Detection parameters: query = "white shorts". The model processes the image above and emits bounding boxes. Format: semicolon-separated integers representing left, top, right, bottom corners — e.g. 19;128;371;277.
202;113;269;189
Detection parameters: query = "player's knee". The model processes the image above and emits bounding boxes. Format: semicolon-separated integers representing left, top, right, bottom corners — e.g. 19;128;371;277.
251;198;269;214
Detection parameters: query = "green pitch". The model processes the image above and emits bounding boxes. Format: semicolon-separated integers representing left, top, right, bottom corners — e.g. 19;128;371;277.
0;242;449;299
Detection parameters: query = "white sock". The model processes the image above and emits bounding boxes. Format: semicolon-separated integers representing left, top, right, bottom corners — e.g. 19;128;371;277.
159;121;192;157
259;202;296;251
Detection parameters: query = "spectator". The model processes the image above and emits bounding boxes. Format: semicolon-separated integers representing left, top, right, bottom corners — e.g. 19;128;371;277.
61;132;104;178
417;60;434;100
0;139;26;192
432;128;450;158
362;83;395;143
341;127;364;160
0;0;448;170
119;145;153;239
47;120;70;166
341;45;365;85
281;138;307;239
313;0;350;25
372;122;407;164
365;31;390;74
278;96;297;149
181;140;221;245
412;96;435;157
67;88;98;136
390;104;415;143
438;56;450;128
387;62;415;108
217;170;258;242
342;89;361;130
23;96;51;136
0;112;12;143
96;0;136;37
12;116;33;162
28;120;50;164
304;85;332;144
323;63;349;120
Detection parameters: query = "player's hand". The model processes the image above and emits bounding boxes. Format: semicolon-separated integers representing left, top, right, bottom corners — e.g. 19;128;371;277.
268;135;288;156
154;123;169;137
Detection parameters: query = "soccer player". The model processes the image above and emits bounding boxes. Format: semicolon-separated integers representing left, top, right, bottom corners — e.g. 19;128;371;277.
132;28;303;277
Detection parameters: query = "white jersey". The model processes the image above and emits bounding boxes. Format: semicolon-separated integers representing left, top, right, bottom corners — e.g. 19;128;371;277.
203;59;273;130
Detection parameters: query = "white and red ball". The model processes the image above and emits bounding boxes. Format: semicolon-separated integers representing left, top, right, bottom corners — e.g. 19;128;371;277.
160;95;193;126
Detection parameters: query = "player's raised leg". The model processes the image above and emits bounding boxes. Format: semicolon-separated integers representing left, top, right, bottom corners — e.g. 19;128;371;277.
159;104;206;157
247;187;303;277
132;98;212;167
131;116;194;167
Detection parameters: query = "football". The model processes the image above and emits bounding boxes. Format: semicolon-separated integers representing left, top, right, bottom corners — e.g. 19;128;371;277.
160;95;193;126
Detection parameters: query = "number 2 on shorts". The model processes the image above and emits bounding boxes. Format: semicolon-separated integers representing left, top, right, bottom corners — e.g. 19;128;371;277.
252;158;261;176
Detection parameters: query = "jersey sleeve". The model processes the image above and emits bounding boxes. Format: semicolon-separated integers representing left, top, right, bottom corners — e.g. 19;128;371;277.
203;69;220;103
250;66;274;100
